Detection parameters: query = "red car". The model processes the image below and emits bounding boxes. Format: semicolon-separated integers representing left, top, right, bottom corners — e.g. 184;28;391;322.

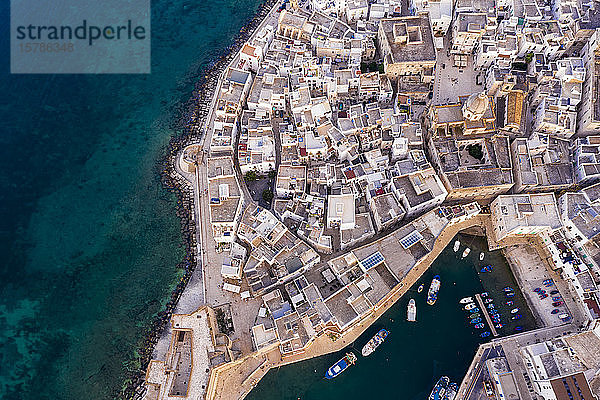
552;301;563;307
540;294;548;299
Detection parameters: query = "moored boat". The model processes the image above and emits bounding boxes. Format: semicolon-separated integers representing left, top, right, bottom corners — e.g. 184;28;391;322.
511;308;519;314
461;248;471;258
469;313;480;319
504;286;513;292
446;382;458;400
361;329;389;356
429;376;450;400
469;307;480;313
418;284;424;293
325;352;357;379
453;240;460;252
459;296;473;304
407;299;417;322
481;292;489;297
427;275;441;305
464;303;477;310
474;323;485;329
480;265;493;273
470;318;482;324
480;331;491;338
479;252;485;261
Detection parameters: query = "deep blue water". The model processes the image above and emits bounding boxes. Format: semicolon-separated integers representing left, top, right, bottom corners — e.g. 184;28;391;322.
0;1;262;398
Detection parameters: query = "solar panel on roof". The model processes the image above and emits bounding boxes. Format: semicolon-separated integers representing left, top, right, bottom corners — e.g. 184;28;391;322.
399;231;424;249
359;251;384;271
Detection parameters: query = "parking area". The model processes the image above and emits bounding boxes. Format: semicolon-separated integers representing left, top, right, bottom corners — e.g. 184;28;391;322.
504;245;571;327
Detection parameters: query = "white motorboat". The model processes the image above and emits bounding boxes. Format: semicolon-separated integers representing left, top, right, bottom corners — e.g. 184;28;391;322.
461;248;471;258
459;297;474;304
454;240;460;252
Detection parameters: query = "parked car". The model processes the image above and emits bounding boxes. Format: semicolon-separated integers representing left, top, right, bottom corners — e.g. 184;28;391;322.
540;294;548;299
552;301;563;307
533;288;541;292
550;290;559;295
551;309;560;314
552;296;561;302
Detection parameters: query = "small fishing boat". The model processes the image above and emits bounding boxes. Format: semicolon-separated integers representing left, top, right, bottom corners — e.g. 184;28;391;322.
495;323;503;329
511;308;519;314
454;240;460;252
480;252;485;261
362;329;389;356
480;331;491;338
503;287;513;292
470;318;482;324
484;298;494;304
461;248;471;258
407;299;417;322
481;292;489;297
480;265;493;273
511;314;522;320
506;301;514;306
459;297;474;304
464;303;477;310
325;352;357;379
469;307;480;313
474;323;485;329
487;304;495;309
506;292;515;298
515;326;523;332
418;284;424;293
427;276;441;306
469;313;480;319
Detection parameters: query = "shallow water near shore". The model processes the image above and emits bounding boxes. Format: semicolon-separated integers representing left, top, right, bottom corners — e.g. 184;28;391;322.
247;234;537;400
0;0;263;398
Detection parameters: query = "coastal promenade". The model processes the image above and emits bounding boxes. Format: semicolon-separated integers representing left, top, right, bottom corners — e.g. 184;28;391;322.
205;214;491;400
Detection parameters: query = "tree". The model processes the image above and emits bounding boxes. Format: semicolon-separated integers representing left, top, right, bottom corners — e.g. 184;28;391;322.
262;189;274;204
524;52;534;64
467;143;484;160
244;170;258;182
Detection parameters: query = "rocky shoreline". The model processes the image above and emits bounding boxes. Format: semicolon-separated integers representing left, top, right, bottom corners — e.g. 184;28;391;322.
118;0;280;399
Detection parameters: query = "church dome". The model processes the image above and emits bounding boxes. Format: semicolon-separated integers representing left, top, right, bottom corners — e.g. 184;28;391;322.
462;92;489;121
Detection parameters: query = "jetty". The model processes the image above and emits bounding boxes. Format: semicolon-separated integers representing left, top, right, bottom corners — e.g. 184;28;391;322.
475;294;498;337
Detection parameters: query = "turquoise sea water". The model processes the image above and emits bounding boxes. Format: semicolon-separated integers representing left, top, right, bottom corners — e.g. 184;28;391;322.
0;1;262;398
247;234;537;400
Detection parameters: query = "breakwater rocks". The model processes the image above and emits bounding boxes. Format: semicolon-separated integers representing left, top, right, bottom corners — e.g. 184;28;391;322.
118;1;280;399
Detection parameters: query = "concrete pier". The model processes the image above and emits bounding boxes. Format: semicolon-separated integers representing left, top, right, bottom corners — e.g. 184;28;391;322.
475;294;499;337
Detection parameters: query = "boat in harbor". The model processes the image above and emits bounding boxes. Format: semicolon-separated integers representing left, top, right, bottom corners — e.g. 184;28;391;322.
511;308;519;314
427;275;441;306
446;382;458;400
506;292;515;298
474;323;485;329
461;248;471;258
506;300;514;306
407;299;417;322
512;314;522;320
361;329;389;356
325;352;357;379
429;376;450;400
459;297;473;304
479;252;485;261
504;286;513;292
484;298;494;304
481;292;489;297
454;240;460;252
470;318;482;324
464;303;477;310
480;331;491;338
469;307;480;313
480;265;493;273
469;313;480;319
418;284;424;293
